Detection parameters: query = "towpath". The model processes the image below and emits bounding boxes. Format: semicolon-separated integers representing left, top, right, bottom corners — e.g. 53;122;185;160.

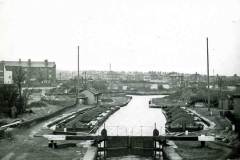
0;104;93;160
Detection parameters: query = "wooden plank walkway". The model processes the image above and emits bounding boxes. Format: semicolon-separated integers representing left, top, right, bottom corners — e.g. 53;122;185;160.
42;134;215;142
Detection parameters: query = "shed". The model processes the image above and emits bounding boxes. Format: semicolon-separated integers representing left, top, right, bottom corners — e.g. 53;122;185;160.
218;95;234;110
77;94;88;105
232;94;240;120
79;88;102;105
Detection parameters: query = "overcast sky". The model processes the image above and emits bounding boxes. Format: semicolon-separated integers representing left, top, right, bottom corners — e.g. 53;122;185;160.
0;0;240;75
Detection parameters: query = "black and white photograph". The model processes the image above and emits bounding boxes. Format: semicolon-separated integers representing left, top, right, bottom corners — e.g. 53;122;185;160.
0;0;240;159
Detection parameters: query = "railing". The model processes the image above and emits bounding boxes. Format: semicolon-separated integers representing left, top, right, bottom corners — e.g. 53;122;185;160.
96;125;165;136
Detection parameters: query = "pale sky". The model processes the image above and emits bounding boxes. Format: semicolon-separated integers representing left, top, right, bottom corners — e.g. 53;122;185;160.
0;0;240;75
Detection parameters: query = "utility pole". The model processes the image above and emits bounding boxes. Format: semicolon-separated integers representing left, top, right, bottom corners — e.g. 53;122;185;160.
218;76;223;113
207;37;211;112
77;46;80;99
84;71;87;89
195;72;198;87
109;63;112;90
60;72;62;81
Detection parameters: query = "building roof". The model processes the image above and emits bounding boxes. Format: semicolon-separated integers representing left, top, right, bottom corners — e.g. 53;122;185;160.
1;61;56;68
80;88;102;95
78;93;88;99
226;94;240;99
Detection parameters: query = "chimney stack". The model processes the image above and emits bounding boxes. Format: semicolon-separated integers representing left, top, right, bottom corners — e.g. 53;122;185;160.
44;59;48;67
28;59;31;66
18;59;22;66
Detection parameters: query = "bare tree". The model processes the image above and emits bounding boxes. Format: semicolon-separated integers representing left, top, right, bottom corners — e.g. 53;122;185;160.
13;67;26;113
22;88;33;110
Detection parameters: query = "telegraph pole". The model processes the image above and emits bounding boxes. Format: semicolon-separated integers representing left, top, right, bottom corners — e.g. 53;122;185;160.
77;46;80;99
218;76;223;113
109;63;112;90
60;72;62;81
207;37;210;112
84;71;87;89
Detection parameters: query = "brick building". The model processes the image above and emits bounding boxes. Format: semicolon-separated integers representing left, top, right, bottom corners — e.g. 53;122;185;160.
0;59;56;86
0;63;13;84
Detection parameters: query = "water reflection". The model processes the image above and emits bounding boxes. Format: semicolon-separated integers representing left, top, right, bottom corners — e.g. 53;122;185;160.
97;95;166;160
98;95;166;136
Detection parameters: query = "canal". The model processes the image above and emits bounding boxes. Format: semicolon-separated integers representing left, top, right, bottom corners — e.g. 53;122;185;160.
97;95;167;159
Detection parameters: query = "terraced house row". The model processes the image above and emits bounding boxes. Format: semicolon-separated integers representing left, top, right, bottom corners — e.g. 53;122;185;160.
0;59;56;86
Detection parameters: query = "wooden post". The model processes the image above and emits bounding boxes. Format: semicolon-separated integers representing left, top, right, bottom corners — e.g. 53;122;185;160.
101;128;107;159
48;140;57;149
84;71;87;89
76;46;80;103
201;141;206;147
153;125;159;159
207;37;211;112
98;142;101;158
153;139;156;158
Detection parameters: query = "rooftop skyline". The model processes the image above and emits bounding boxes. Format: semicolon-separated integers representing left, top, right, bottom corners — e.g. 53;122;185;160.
0;0;240;76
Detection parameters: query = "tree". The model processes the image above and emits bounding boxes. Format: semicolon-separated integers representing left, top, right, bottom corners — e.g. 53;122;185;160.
92;81;107;91
22;88;32;110
13;67;26;113
0;84;18;117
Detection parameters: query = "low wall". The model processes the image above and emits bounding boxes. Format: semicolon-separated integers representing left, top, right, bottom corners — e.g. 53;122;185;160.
19;102;76;128
119;96;132;107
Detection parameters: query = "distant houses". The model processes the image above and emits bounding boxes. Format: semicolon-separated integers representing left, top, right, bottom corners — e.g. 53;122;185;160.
0;62;13;84
150;84;158;90
0;59;56;86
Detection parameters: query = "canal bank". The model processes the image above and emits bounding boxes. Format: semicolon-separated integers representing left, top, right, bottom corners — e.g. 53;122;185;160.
42;95;184;160
49;96;132;133
0;95;132;160
90;96;132;133
95;95;167;159
97;95;166;136
151;95;236;160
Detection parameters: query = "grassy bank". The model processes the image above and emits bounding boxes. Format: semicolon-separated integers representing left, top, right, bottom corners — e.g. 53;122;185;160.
0;95;75;127
152;90;239;160
174;107;235;159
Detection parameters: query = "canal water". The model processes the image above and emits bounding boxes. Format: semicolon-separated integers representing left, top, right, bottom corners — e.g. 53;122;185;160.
97;95;167;159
